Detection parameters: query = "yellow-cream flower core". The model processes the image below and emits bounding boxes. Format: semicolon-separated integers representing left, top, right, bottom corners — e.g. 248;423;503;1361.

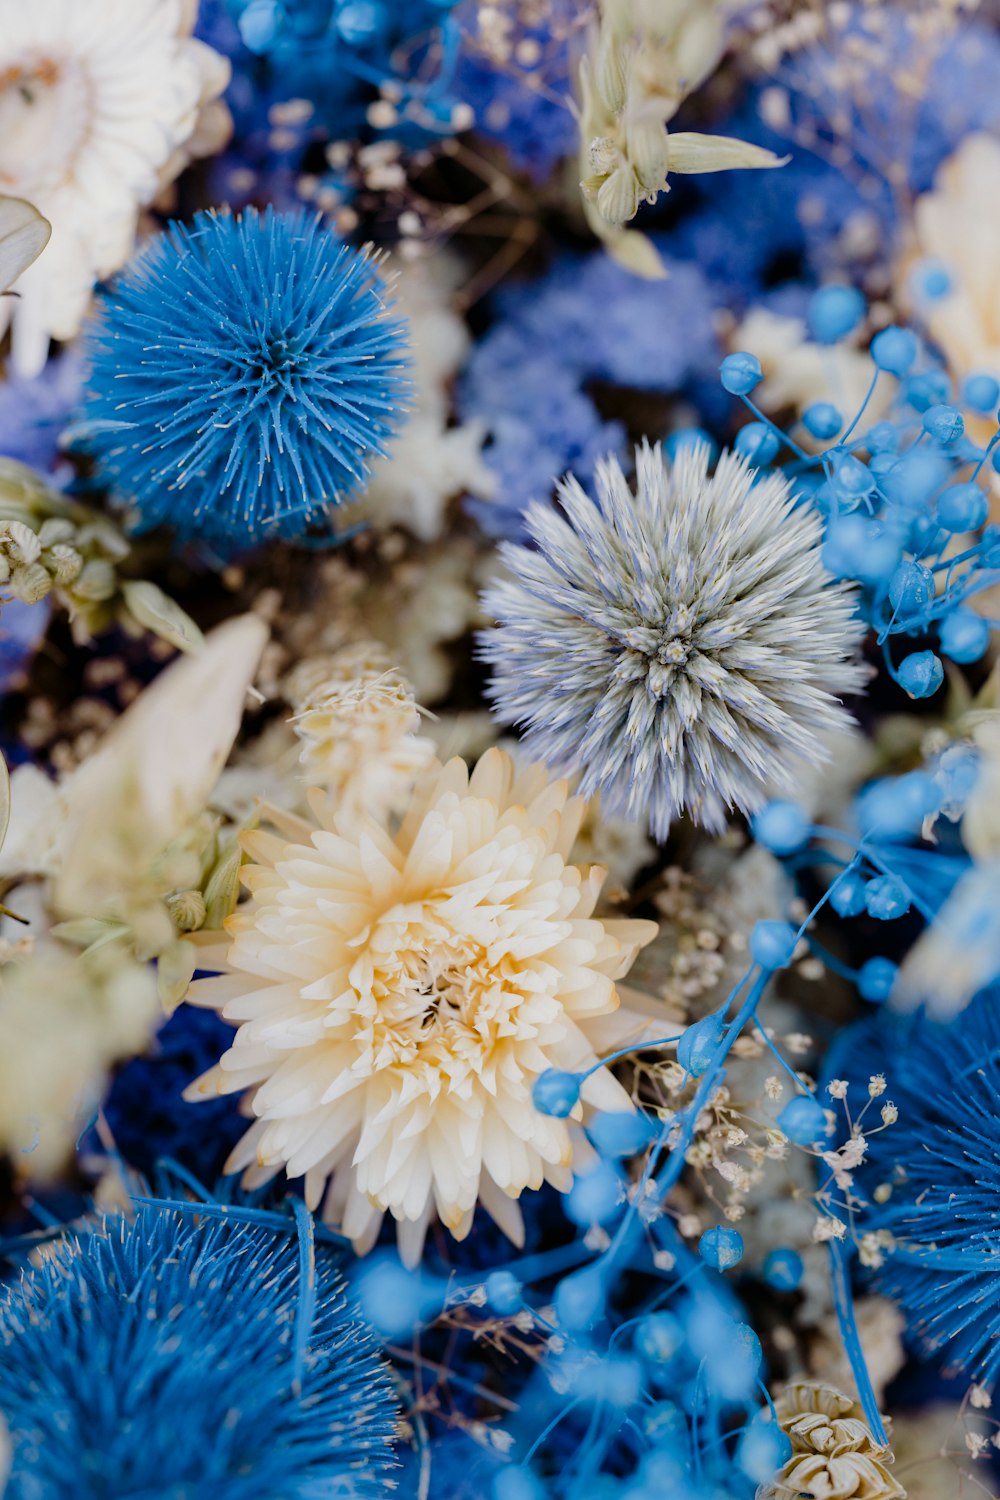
186;748;658;1263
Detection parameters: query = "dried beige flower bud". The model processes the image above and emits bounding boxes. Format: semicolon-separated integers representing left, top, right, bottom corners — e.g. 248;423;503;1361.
46;544;84;586
8;560;52;604
756;1383;905;1500
166;888;207;933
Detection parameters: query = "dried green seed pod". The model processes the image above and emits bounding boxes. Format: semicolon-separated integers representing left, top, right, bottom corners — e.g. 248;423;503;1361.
8;560;52;604
166;889;208;933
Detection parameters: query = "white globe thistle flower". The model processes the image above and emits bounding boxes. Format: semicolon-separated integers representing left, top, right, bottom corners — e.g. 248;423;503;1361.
481;441;864;838
185;748;660;1265
287;642;436;823
0;0;230;375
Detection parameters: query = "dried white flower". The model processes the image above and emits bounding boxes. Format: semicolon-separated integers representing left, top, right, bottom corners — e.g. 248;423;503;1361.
186;748;659;1264
0;0;230;374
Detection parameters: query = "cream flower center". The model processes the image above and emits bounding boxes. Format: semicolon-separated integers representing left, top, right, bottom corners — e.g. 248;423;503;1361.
347;898;554;1076
0;55;92;196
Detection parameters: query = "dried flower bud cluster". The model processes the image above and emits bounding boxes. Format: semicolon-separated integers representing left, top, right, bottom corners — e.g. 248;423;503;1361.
0;460;200;652
578;0;787;271
757;1382;905;1500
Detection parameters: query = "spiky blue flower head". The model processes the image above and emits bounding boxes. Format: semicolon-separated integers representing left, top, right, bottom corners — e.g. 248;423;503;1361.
80;207;409;549
827;993;1000;1384
0;1206;398;1497
481;441;865;837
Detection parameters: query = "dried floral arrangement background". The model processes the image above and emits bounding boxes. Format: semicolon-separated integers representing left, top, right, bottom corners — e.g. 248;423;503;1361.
2;1;1000;1497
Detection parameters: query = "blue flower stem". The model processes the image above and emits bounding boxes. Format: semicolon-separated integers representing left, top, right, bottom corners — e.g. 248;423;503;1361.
828;1238;888;1444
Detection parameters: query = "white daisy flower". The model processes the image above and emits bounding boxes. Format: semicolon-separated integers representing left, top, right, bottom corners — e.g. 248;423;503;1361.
186;748;659;1265
0;0;230;375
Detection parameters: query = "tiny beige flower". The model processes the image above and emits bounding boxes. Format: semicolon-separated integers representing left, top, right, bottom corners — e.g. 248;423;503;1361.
287;642;436;823
757;1383;906;1500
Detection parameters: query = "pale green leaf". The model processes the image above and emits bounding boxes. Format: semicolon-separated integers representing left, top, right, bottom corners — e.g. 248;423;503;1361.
605;227;668;280
157;937;198;1015
666;132;790;176
121;579;205;654
0;196;51;294
203;834;245;929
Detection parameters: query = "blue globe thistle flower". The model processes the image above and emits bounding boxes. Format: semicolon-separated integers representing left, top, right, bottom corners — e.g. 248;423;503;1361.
826;992;1000;1384
0;1205;398;1497
481;441;864;837
81;207;409;549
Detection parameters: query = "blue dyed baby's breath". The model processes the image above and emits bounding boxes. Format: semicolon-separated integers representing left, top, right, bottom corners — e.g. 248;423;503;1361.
81;207;409;548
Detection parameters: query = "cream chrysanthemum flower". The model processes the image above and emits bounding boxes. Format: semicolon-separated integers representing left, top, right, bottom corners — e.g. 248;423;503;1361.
186;748;658;1264
0;0;229;375
287;643;436;823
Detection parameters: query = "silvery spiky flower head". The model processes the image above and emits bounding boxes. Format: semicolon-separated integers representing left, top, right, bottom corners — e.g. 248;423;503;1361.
481;441;864;837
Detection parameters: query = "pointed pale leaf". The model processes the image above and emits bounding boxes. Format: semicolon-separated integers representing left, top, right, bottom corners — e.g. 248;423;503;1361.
0;196;51;293
666;132;790;176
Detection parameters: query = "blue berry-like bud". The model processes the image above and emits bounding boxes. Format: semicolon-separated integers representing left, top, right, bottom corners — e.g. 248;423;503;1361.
532;1069;580;1117
555;1265;604;1330
720;352;763;395
588;1109;656;1158
336;2;382;45
751;800;810;855
699;1226;744;1271
829;868;867;917
864;875;911;921
494;1467;546;1500
677;1011;726;1077
636;1312;683;1365
922;404;964;444
904;370;950;411
823;516;901;585
909;514;946;554
777;1094;830;1145
898;649;944;699
763;1247;804;1291
963;372;1000;413
871;325;918;375
737;1415;794;1484
485;1270;522;1315
911;259;953;302
937;481;988;533
856;771;940;840
802;402;843;440
865;421;899;454
807;285;865;344
239;0;281;50
750;919;799;971
830;451;875;500
735;421;780;465
940;608;991;664
567;1162;622;1226
858;956;898;1003
880;447;950;511
666;426;717;462
888;560;933;615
